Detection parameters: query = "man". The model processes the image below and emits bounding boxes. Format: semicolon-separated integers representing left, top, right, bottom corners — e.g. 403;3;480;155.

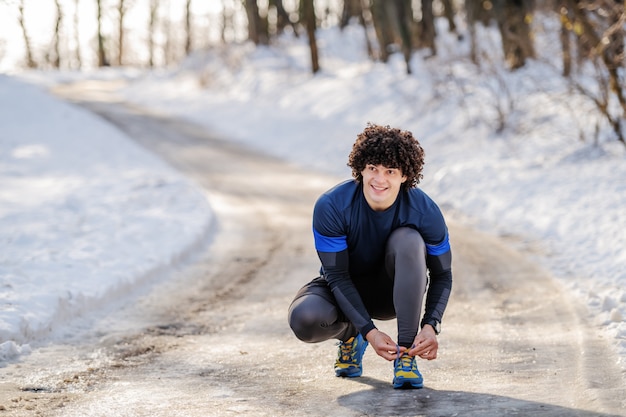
288;123;452;389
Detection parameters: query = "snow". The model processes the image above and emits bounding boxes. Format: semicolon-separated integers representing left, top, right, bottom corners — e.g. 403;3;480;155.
0;76;213;360
1;19;625;375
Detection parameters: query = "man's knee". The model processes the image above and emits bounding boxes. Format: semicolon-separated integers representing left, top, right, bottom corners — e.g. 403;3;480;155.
387;227;426;256
288;295;334;343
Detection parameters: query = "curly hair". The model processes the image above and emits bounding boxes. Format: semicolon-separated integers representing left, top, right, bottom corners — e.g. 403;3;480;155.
347;123;425;190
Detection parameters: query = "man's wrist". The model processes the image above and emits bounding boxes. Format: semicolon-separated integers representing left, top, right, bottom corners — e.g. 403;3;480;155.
420;318;441;335
361;321;377;339
364;327;378;341
422;324;437;335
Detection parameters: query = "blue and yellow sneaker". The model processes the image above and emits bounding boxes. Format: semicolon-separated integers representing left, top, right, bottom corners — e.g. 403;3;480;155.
334;334;368;377
393;352;424;389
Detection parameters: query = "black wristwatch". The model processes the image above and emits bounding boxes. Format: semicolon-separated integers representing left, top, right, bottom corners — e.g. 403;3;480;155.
421;318;441;335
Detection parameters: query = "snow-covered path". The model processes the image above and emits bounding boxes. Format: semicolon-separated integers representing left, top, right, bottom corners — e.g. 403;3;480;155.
1;86;624;416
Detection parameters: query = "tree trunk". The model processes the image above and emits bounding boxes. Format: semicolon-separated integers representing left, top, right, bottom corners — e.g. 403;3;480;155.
561;0;626;145
559;1;572;77
163;0;172;66
420;0;436;55
245;0;261;44
370;0;394;62
465;0;498;64
440;0;457;33
148;0;158;67
465;0;479;64
117;0;127;66
51;0;63;68
602;1;625;73
576;1;626;121
259;7;269;45
18;0;36;68
495;0;535;70
271;0;296;35
357;0;375;59
73;0;82;69
301;0;320;73
96;0;109;67
393;0;413;73
185;0;192;55
341;0;362;28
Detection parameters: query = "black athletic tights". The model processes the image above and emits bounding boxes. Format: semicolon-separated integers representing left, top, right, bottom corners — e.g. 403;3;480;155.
288;227;428;348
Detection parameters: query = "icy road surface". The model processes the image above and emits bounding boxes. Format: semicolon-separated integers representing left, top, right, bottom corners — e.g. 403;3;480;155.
1;81;624;417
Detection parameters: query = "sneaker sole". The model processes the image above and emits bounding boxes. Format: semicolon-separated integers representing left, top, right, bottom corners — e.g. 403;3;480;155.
335;369;362;378
393;377;423;389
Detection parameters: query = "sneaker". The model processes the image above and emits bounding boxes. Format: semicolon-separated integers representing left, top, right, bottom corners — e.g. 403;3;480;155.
393;352;424;389
334;334;368;377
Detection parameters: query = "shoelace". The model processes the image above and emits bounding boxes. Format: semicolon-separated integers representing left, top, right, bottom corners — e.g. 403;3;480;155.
395;344;415;369
338;338;356;362
398;355;414;369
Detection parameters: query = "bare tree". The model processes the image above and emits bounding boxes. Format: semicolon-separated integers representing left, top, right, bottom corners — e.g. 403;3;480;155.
73;0;82;69
148;0;158;67
420;0;437;56
464;0;534;69
270;0;297;36
494;0;535;70
341;0;374;58
341;0;362;28
465;0;495;64
50;0;63;68
18;0;36;68
163;0;172;65
465;1;479;64
244;0;269;45
96;0;110;67
440;0;457;33
116;0;130;66
184;0;192;55
368;0;415;72
561;0;626;145
394;0;414;72
301;0;319;73
370;0;395;63
559;0;574;77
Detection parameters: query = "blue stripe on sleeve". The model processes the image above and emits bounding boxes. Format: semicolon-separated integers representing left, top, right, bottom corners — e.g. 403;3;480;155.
425;233;450;256
313;228;348;252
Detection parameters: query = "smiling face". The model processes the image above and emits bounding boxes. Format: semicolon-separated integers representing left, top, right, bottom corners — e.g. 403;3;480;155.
347;124;426;196
361;164;407;211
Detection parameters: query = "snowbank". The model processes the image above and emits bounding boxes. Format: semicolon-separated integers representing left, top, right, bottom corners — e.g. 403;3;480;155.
0;76;214;357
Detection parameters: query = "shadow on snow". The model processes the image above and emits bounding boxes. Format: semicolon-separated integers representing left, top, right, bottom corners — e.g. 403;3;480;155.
337;376;621;417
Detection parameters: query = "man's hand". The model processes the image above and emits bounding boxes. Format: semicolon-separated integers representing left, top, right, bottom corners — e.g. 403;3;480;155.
365;329;404;361
408;325;438;360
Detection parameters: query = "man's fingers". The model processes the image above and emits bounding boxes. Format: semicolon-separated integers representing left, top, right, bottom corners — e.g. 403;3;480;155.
417;349;437;360
376;348;396;361
410;344;435;357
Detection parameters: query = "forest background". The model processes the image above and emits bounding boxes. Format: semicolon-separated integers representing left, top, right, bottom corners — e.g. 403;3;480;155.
1;0;626;146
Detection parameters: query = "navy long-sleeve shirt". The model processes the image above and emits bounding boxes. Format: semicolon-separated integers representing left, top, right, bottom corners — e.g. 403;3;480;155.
312;179;452;336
